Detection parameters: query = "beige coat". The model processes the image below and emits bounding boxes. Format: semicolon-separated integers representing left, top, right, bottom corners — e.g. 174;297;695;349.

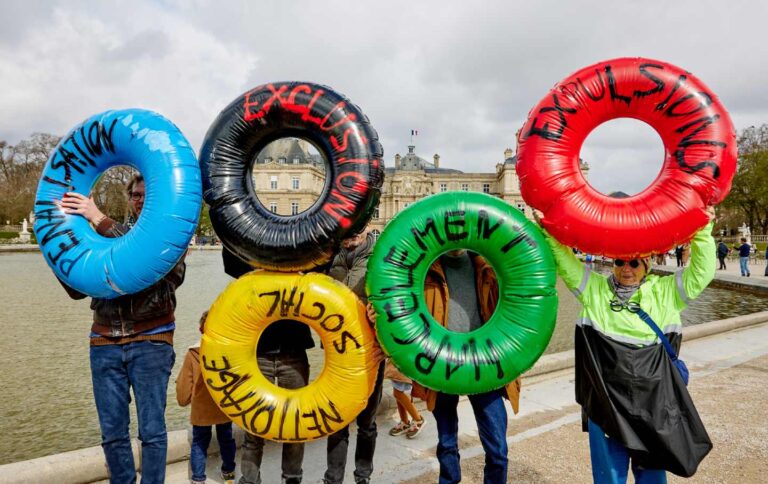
175;346;231;426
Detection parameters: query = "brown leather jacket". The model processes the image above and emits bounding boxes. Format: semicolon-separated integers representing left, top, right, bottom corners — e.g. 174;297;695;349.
61;218;185;337
175;346;230;426
421;253;521;413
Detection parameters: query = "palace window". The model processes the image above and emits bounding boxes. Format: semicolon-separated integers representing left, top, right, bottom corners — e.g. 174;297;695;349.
293;157;300;164
373;207;380;219
483;183;490;193
440;183;447;192
270;176;278;190
461;183;469;191
269;202;278;213
291;202;300;215
292;177;300;190
278;157;286;164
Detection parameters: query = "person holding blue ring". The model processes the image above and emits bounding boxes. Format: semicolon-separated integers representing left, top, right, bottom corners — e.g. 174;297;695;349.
58;173;185;484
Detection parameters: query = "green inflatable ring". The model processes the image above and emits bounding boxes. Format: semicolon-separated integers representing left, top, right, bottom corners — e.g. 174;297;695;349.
367;192;558;394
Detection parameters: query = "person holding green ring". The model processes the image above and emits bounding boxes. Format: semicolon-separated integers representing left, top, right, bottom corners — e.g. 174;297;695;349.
368;192;559;484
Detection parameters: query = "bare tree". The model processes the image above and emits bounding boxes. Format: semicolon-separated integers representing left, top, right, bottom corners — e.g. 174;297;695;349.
0;133;143;224
723;124;768;234
92;165;139;222
0;133;61;224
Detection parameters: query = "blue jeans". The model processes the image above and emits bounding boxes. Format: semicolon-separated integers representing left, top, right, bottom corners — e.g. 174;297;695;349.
740;256;750;276
324;361;385;484
191;423;236;481
588;419;666;484
432;390;508;484
90;340;175;484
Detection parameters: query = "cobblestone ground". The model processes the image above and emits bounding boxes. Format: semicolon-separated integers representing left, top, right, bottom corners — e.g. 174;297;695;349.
408;355;768;483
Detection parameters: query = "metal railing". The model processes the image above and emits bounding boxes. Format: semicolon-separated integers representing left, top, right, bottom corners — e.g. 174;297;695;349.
719;234;767;244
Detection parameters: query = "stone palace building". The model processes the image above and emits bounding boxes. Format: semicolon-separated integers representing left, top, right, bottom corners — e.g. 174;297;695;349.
252;138;589;239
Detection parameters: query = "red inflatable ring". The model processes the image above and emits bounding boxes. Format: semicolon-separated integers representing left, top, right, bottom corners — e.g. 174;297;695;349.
516;57;736;259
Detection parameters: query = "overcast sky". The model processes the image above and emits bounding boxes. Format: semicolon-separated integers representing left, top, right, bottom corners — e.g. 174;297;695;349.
2;0;766;195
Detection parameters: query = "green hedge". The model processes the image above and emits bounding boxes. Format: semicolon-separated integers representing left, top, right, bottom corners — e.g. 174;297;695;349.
0;231;36;243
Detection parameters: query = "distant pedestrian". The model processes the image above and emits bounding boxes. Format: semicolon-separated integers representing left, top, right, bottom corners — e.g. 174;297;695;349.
716;240;729;270
764;246;768;277
738;238;751;277
176;311;236;484
675;245;684;267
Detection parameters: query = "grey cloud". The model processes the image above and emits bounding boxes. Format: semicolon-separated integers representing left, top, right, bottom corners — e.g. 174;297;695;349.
1;0;766;187
104;30;171;62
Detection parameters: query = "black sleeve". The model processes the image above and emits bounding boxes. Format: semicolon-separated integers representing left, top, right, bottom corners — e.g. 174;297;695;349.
164;255;186;289
56;276;88;300
222;247;253;279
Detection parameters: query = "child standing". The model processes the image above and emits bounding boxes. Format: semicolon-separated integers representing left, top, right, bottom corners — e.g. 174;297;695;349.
384;359;426;438
176;311;237;484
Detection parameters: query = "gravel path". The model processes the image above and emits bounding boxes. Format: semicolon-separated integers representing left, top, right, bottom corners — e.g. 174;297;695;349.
407;354;768;483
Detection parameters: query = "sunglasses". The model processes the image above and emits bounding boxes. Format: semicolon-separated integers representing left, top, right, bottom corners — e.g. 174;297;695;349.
610;299;641;313
614;259;640;268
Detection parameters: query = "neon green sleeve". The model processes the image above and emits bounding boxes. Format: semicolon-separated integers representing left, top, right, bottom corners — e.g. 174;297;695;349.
542;230;590;299
676;221;716;307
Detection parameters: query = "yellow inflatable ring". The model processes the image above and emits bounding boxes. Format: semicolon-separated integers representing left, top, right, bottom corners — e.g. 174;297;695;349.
201;271;379;442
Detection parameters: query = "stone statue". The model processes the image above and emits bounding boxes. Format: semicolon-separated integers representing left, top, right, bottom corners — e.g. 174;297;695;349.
738;223;752;244
19;218;30;243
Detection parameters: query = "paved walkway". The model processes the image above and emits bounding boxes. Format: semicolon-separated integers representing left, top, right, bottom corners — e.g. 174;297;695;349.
147;321;768;483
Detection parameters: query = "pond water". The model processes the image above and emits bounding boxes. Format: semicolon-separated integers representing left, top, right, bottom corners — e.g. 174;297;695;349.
1;251;766;464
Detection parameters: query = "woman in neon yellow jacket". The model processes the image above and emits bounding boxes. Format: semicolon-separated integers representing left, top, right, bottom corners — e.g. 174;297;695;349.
535;207;716;483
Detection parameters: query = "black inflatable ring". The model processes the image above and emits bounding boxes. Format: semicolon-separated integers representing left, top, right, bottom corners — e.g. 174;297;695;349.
200;82;384;271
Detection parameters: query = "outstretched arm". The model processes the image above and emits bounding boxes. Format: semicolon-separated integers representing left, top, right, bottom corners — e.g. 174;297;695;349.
532;210;590;301
678;207;716;305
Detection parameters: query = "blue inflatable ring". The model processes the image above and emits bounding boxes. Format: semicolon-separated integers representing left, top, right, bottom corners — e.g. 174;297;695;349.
34;109;202;298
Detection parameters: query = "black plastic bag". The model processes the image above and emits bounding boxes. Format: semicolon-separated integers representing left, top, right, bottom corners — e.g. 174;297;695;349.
575;325;712;477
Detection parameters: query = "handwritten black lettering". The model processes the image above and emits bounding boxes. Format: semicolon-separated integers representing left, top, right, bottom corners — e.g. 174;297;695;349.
606;65;632;106
444;210;468;241
411;217;444;250
634;63;666;98
383;293;419;322
526;93;577;141
333;330;361;354
576;69;606;101
477;210;504;240
380;246;425;294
